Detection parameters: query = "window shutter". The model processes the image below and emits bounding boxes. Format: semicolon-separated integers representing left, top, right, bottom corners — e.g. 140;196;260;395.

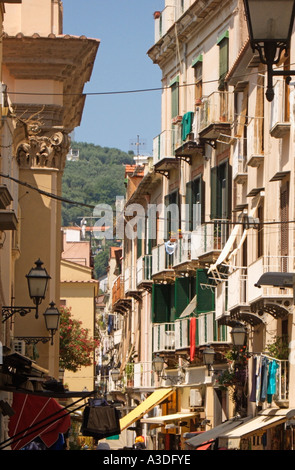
218;35;229;90
196;269;215;314
170;79;179;118
280;183;289;271
185;181;193;231
175;277;190;319
223;160;232;220
210;167;218;219
152;284;171;323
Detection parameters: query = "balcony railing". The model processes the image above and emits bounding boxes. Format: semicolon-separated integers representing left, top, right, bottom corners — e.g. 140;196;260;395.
199;91;234;135
124;362;153;389
246;117;264;166
154;5;175;43
152;242;174;277
157;313;229;354
153;323;175;353
175;317;190;350
112;275;125;306
233;138;247;184
260;355;289;404
153;128;181;166
136;254;152;286
227;267;248;311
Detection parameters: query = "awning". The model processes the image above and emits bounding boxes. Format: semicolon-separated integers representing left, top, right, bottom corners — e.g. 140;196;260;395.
219;408;295;449
185;416;252;449
208;224;241;274
179;295;196;318
8;392;71;450
120;388;174;431
141;412;197;425
208;196;261;274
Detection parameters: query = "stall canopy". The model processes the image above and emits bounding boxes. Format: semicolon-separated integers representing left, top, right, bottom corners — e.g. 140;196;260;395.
8;392;71;450
141;412;197;425
185;416;252;449
219;408;295;449
120;388;173;431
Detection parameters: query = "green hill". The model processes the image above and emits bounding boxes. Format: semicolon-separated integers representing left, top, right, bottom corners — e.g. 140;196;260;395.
61;141;133;227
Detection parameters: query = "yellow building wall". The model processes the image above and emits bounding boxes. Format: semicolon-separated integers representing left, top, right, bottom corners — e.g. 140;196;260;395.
60;260;98;393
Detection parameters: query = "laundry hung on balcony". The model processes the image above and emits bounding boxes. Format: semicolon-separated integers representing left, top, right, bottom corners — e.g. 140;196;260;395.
81;398;121;439
250;356;279;405
182;112;194;141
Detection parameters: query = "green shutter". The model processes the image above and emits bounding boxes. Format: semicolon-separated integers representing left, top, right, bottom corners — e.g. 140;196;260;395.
210;166;218;219
186;181;193;231
196;269;215;314
218;35;229;90
170;77;179;119
174;277;190;319
223;160;232;219
152;284;171;323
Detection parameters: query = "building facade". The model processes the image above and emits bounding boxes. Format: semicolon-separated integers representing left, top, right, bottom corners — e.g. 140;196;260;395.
108;0;295;451
0;0;98;450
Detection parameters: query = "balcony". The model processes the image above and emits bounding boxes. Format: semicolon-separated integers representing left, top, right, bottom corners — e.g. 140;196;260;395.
112;275;131;314
124;362;153;389
153;129;181;177
247;117;264;167
136;254;152;289
153;322;175;353
124;266;142;300
270;80;290;139
233;139;247;185
152;242;175;280
198;91;234;143
154;5;175;43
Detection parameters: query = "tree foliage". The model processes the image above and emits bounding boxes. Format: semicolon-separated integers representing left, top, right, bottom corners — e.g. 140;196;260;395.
62;141;133;226
59;306;99;372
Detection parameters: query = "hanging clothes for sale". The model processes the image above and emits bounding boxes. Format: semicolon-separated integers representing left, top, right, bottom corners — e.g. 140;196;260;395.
81;399;121;440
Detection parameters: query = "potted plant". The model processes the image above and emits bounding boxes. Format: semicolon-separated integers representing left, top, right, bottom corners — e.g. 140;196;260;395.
154;11;161;19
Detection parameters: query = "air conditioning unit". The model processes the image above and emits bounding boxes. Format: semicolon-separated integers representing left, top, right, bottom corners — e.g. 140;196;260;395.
190;388;203;407
12;339;26;356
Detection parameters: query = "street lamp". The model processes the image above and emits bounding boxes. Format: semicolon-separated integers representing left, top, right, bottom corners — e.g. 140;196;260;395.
43;302;61;345
152;354;182;384
2;259;51;322
230;324;248;347
110;368;120;383
243;0;295;101
202;346;215;374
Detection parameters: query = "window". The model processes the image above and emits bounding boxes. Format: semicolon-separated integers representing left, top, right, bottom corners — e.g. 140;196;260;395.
280;182;289;272
210;160;232;220
217;31;229;91
192;55;203;101
164;189;180;239
170;76;179;119
152;283;175;323
186;176;205;231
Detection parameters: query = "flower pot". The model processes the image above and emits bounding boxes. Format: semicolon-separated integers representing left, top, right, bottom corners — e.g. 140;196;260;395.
195;99;202;106
154;11;161;19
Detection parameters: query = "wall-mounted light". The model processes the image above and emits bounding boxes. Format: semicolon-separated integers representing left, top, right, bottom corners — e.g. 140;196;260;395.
202;346;215;375
2;259;51;322
152;354;183;385
243;0;295;101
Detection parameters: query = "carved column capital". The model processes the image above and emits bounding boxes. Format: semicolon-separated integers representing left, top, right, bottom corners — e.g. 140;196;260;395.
16;124;70;171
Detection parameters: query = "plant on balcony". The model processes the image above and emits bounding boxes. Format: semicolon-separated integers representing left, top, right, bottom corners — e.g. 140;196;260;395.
172;115;182;125
217;346;249;416
265;336;289;360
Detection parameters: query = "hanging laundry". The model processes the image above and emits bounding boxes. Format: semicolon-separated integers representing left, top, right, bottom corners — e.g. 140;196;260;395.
267;360;279;404
260;356;269;402
255;356;262;405
181;112;194;141
189;317;196;362
250;356;257;403
165;240;176;255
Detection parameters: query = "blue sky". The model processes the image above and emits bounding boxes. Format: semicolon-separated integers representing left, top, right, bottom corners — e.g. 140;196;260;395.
62;0;165;155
